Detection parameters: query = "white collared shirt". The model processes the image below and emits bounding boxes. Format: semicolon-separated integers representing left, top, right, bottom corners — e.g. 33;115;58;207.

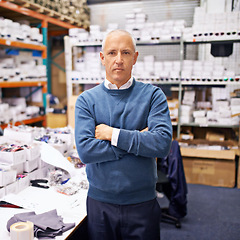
104;77;133;146
104;77;133;90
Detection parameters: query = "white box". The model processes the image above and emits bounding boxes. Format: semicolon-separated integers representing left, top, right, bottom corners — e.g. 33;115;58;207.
25;145;40;161
18;175;30;192
0;187;5;198
12;163;24;175
195;117;208;124
4;128;35;143
5;181;18;195
193;110;206;118
0;149;26;165
52;133;73;152
181;105;194;113
26;169;38;180
180;115;193;123
24;157;39;173
0;169;17;187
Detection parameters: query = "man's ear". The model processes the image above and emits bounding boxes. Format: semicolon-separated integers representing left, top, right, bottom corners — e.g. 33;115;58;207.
133;51;139;65
100;51;105;66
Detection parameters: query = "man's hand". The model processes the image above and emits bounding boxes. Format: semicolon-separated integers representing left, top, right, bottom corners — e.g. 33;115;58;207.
95;124;113;141
140;127;148;133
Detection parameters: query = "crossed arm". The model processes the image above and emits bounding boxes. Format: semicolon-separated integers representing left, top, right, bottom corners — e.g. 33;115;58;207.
95;124;148;141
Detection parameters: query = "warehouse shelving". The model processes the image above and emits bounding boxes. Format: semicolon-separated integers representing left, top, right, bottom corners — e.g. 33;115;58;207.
64;35;240;141
64;36;182;98
0;38;47;56
0;116;46;129
0;37;48;128
0;0;80;30
0;81;47;90
0;0;81;129
178;38;240;149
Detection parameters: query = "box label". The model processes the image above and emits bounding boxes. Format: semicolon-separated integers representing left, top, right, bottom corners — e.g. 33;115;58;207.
192;161;215;174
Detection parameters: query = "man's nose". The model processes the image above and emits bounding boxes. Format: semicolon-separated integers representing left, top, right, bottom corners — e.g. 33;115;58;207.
115;52;123;64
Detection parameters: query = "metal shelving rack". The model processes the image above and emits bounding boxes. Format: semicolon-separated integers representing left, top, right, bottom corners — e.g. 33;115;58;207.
0;0;79;128
0;38;48;127
178;38;240;143
64;35;240;139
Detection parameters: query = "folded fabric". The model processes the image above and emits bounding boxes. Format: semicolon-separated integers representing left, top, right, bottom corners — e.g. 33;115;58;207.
7;209;75;239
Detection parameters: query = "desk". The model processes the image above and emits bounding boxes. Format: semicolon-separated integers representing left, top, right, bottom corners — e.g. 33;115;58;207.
0;185;87;239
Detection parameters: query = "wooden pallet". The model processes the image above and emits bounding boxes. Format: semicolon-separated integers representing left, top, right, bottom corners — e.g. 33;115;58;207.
6;0;89;28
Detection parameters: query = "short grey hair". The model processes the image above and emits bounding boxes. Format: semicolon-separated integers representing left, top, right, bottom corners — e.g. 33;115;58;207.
101;29;137;52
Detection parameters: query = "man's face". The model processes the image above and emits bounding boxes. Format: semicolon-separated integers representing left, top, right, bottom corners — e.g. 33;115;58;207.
100;32;138;88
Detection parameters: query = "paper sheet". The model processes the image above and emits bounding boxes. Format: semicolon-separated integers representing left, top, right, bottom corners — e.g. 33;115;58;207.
40;142;77;177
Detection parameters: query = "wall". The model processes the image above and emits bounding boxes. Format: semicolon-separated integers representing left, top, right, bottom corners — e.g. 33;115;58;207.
89;0;200;30
89;0;200;62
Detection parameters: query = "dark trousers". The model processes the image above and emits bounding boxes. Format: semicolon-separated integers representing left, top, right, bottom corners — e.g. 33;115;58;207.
87;196;161;240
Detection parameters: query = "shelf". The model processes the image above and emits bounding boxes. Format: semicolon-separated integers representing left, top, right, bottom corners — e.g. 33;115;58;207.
0;115;46;129
71;78;239;86
69;39;181;47
0;81;47;93
181;81;239;86
0;38;47;58
136;39;181;46
65;36;240;140
0;0;79;30
70;38;240;47
185;38;240;45
180;123;239;128
71;78;180;85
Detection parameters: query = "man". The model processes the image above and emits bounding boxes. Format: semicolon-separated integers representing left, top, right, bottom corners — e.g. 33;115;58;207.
75;29;172;240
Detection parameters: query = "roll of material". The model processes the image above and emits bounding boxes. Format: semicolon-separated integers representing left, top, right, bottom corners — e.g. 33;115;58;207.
10;221;34;240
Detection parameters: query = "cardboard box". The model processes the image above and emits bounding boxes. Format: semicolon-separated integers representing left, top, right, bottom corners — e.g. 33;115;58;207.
183;157;235;188
67;95;79;129
181;147;236;188
181;148;235;160
206;131;225;141
47;113;67;128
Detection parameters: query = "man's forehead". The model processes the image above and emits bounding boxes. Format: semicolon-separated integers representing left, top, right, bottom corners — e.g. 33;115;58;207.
105;46;133;51
105;36;134;50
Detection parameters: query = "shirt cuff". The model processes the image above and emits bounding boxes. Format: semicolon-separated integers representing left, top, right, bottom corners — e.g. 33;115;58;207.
111;128;120;146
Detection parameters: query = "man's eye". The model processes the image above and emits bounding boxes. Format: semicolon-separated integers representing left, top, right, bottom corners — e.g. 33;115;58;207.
108;52;115;55
123;51;130;54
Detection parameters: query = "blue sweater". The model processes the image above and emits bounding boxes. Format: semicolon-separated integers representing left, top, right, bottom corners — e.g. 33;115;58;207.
75;79;172;205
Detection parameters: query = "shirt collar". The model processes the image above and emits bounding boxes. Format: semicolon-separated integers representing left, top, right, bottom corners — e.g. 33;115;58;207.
104;77;133;90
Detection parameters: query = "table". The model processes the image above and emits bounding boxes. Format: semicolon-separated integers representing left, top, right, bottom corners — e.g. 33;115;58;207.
0;185;87;239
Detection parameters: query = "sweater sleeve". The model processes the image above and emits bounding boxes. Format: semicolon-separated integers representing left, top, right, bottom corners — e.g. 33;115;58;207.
75;95;126;164
116;88;172;158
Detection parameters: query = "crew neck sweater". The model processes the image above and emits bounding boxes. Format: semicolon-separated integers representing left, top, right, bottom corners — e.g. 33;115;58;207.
75;79;172;205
